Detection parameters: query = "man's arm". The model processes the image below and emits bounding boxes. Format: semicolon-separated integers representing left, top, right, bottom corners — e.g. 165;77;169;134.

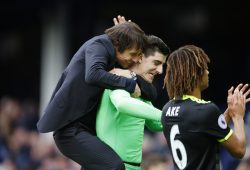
84;40;136;93
145;119;163;132
222;85;249;158
110;89;161;121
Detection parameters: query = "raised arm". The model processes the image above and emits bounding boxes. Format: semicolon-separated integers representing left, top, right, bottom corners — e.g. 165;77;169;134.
224;84;250;124
222;84;250;158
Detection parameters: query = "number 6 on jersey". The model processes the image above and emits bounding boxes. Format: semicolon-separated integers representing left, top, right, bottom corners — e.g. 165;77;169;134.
170;124;187;169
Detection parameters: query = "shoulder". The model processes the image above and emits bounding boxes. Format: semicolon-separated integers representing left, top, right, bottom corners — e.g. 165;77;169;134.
83;34;115;57
110;89;130;97
188;101;221;120
197;102;223;127
185;96;220;115
94;34;115;56
200;102;221;115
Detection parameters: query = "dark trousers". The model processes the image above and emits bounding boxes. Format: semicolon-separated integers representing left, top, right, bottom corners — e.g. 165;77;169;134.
53;123;125;170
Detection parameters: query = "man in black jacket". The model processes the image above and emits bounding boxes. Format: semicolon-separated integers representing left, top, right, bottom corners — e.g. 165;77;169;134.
37;21;147;170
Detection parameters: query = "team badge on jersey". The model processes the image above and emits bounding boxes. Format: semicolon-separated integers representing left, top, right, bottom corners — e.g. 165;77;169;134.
218;114;227;129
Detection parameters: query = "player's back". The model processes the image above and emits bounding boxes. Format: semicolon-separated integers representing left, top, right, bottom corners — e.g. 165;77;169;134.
161;95;224;170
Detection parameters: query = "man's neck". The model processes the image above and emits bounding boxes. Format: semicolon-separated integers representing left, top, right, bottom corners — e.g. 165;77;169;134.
188;87;201;99
130;65;140;75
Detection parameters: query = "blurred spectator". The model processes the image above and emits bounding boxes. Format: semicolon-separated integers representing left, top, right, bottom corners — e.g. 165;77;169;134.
143;131;172;157
141;153;172;170
236;156;250;170
39;156;80;170
0;97;22;164
18;100;39;131
0;97;21;142
0;97;80;170
142;131;173;170
0;159;16;170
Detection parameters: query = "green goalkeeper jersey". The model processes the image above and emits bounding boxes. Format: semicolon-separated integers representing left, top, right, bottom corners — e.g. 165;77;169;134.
96;89;162;170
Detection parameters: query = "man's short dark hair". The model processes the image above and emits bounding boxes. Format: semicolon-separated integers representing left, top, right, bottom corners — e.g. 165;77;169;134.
143;35;170;58
105;22;147;53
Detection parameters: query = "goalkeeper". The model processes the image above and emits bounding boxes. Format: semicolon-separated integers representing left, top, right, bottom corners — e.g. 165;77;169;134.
96;26;170;170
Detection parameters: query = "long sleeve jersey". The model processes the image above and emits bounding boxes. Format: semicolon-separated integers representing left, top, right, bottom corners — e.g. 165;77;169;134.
96;89;162;170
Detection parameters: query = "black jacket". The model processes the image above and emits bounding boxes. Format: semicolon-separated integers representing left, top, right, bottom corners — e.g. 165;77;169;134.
37;34;136;133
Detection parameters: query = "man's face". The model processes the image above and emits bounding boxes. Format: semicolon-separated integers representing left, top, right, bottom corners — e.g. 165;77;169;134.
134;51;166;83
116;48;142;68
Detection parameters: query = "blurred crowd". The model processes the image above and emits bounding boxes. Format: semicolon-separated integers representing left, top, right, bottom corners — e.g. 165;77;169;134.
0;97;80;170
0;96;249;170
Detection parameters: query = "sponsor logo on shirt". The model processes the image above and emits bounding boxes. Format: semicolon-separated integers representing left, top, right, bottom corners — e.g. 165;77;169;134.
218;114;227;129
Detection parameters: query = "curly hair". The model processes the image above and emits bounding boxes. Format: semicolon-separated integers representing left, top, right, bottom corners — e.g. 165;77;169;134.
164;45;210;99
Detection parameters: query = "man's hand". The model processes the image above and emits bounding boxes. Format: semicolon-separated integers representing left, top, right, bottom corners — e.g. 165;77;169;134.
227;83;250;118
109;68;132;78
110;68;140;97
228;84;250;104
113;15;131;25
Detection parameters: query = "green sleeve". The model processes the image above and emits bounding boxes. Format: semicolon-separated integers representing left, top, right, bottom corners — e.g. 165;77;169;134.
110;89;161;121
145;119;163;132
144;102;163;132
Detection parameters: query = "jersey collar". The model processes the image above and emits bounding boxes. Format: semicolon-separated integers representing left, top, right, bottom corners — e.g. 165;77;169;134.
182;95;210;104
